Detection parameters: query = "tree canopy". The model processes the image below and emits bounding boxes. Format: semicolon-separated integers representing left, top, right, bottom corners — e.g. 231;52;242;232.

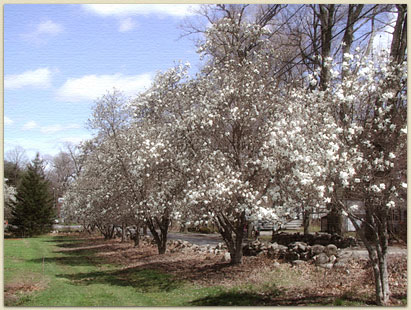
61;4;406;305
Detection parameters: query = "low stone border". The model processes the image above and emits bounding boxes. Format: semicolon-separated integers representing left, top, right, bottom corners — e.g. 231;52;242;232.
271;232;357;248
140;235;355;269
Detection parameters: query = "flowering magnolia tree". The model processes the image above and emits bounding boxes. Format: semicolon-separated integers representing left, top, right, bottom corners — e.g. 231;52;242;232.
63;137;138;239
4;181;17;221
174;18;300;264
266;51;407;305
63;91;142;240
128;64;202;254
327;53;407;305
62;9;405;305
261;87;346;233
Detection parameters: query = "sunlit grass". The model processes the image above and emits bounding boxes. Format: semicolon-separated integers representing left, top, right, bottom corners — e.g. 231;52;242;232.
4;234;372;306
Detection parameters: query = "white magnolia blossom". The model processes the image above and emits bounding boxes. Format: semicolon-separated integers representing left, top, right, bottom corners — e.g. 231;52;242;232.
62;15;406;269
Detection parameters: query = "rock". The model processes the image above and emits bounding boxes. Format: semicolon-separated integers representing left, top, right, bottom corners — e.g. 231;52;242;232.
291;241;308;252
285;251;300;261
278;245;288;252
299;252;311;261
325;244;338;257
277;245;288;259
268;242;279;250
336;250;352;259
267;250;278;259
311;244;325;255
291;260;305;266
314;253;329;265
318;263;333;269
221;252;231;262
333;261;347;269
273;261;280;267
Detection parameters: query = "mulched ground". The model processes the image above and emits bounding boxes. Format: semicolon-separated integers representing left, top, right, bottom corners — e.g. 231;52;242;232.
4;273;49;305
57;233;407;306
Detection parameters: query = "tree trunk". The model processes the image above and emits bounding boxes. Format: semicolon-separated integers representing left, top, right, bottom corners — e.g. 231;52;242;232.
364;7;377;58
376;210;390;304
370;250;390;305
341;5;363;61
97;223;114;239
348;213;391;305
147;215;169;254
303;209;311;235
247;222;254;239
133;225;140;247
327;206;342;235
121;222;127;243
390;4;407;64
180;223;188;233
230;238;243;264
318;4;335;90
379;253;390;304
216;211;246;265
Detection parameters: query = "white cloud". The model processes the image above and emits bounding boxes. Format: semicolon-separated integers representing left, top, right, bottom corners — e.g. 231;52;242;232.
5;68;53;90
40;123;81;134
4;117;14;126
59;134;91;145
56;73;153;102
22;120;39;130
82;4;199;18
36;20;63;36
21;121;81;134
119;17;137;32
22;20;64;44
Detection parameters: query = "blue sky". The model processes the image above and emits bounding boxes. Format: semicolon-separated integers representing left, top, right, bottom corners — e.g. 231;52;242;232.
4;4;203;159
3;4;395;161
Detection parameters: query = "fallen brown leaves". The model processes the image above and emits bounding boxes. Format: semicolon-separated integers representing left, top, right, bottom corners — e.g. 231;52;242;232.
4;273;49;305
57;234;408;306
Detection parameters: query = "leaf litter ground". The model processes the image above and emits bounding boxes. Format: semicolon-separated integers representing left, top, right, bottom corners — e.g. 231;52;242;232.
56;233;407;306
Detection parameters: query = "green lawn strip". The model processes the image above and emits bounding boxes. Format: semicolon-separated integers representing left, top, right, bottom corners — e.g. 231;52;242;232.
4;234;371;306
4;235;225;306
4;235;154;306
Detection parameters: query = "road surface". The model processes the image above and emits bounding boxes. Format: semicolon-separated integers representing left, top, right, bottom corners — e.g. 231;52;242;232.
150;232;223;246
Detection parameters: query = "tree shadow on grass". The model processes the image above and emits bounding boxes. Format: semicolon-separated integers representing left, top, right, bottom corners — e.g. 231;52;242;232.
28;253;103;267
190;292;374;306
56;267;183;293
45;236;82;242
53;244;109;254
189;290;275;306
45;235;98;246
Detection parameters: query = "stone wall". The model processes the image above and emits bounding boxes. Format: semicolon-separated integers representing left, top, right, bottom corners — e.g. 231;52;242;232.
271;232;357;248
140;235;356;269
243;240;355;269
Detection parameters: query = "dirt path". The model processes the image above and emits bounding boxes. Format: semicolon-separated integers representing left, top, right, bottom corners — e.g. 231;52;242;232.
346;246;407;259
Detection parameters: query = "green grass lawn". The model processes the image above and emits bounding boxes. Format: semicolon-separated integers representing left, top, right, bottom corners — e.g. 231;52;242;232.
3;234;279;306
4;234;376;306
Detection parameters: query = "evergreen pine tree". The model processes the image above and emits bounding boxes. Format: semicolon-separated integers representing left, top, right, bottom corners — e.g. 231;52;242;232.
10;153;55;237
